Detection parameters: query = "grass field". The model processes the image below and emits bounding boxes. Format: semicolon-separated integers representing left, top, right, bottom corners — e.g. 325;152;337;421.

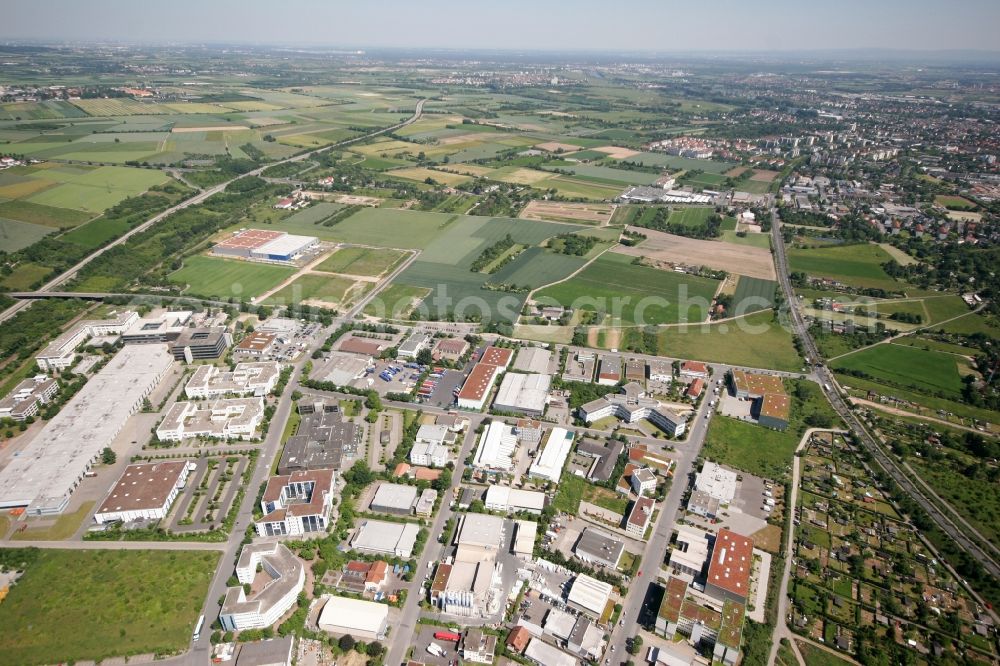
0;549;218;664
0;217;53;251
10;502;94;541
656;310;802;371
552;473;585;513
721;230;771;248
264;273;370;308
0;261;51;290
535;252;719;325
314;208;462;248
621;152;737;173
0;199;92;228
835;371;997;424
388;167;471;186
788;243;902;291
934;194;977;210
732;276;778;314
830;344;966;400
169;255;295;300
363;283;432;319
316;246;406;277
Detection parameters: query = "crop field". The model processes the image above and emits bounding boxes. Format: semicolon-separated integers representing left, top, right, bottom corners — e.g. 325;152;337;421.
0;217;53;251
25;166;170;214
388;167;471;186
519;200;615;225
0;100;90;120
830;344;965;399
316;246;407;276
277;202;346;227
169;255;296;300
788;243;902;291
655;310;802;371
535;252;719;325
362;283;432;319
614;226;776;280
0;549;218;665
317;208;464;248
0;199;92;228
264;273;370;308
732;276;778;314
543;175;623;200
720;230;771;248
620;152;737;173
491;166;554;185
541;162;660;186
70;98;171;115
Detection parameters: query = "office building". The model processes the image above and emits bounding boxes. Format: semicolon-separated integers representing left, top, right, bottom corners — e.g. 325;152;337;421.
35;311;138;371
156;397;263;441
277;402;357;474
579;382;686;437
484;485;546;515
694;462;738;504
0;375;57;421
185;362;280;398
220;543;304;631
256;469;335;537
169;327;231;362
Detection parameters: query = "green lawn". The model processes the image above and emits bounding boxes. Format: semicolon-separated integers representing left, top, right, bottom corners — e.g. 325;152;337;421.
656;310;802;372
553;473;585;514
732;276;778;315
169;255;295;300
535;253;719;325
362;283;432;319
834;371;997;424
0;218;54;251
788;243;903;291
830;344;965;400
721;230;771;249
0;549;219;665
317;246;407;277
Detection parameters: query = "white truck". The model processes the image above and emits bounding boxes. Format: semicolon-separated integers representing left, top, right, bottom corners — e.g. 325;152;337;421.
427;643;445;657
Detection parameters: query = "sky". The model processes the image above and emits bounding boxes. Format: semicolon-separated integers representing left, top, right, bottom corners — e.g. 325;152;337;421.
2;0;999;53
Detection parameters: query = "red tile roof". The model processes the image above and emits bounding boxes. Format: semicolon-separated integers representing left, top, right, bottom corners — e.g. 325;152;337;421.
707;528;754;599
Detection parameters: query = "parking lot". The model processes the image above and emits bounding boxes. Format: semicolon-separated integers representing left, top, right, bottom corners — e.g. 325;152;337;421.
165;455;249;533
415;368;465;408
410;625;461;666
364;359;424;396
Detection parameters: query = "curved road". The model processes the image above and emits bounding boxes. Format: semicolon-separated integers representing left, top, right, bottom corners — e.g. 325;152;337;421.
0;98;427;325
771;210;1000;582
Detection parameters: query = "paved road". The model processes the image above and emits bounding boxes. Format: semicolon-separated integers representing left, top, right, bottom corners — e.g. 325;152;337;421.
770;211;1000;581
0;98;427;326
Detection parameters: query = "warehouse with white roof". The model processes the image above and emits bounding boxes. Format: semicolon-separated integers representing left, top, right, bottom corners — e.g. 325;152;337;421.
567;573;614;618
472;421;518;472
491;372;551;416
527;427;574;483
317;595;389;640
0;344;172;515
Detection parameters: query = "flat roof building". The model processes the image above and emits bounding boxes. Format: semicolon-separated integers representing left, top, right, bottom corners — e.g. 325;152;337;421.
369;482;418;515
352;520;421;558
484;485;546;515
575;527;625;569
121;311;192;345
579;382;686;438
256;469;335;537
315;351;371;386
213;229;318;263
317;595;389;640
156;397;263;441
35;310;138;371
0;375;58;422
687;490;720;519
524;638;577;666
235;637;294;666
668;525;711;580
512;347;551;374
221;543;304;632
0;344;172;515
695;462;738;504
705;529;754;603
185;362;280;398
278;401;357;474
235;331;278;357
397;331;431;359
170;327;231;362
456;362;502;411
492;372;551;415
513;520;537;557
527;427;574;483
93;460;192;524
473;421;517;472
455;513;504;563
567;573;613;619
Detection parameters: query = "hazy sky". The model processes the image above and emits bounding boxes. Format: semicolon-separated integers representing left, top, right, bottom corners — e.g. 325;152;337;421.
2;0;999;52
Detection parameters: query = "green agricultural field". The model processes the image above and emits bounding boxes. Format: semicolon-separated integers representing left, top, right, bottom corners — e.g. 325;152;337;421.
0;217;53;251
666;206;717;228
316;208;463;248
169;255;295;300
536;253;718;326
0;549;218;665
656;310;802;372
363;283;432;319
732;277;777;314
830;344;966;400
721;230;771;248
788;243;903;291
0;199;92;228
541;163;661;186
317;246;407;277
621;153;737;173
0;261;51;290
264;273;370;308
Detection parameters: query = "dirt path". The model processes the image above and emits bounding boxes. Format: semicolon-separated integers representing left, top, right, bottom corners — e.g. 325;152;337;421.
826;305;985;362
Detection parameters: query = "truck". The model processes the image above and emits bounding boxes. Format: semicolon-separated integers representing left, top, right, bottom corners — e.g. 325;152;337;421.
426;642;446;657
434;631;462;642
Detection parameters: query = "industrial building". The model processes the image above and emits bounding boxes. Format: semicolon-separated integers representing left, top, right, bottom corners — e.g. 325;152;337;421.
567;573;613;619
220;543;304;632
472;421;518;472
369;482;418;515
277;402;357;474
397;331;431;359
409;423;457;467
156;397;264;441
705;529;754;603
527;427;574;483
213;228;319;263
668;525;712;579
351;519;421;558
317;595;389;640
728;369;790;430
432;336;469;362
574;438;624;483
169;327;231;362
35;310;138;371
484;485;546;515
0;344;172;515
687;490;720;519
234;637;294;666
121;310;192;344
512;347;551;374
579;382;686;437
491;372;551;415
256;469;335;537
93;460;193;524
513;520;537;557
462;628;498;664
185;362;280;398
524;638;577;666
0;375;57;421
694;461;738;504
456;362;503;411
574;527;625;569
415;488;437;517
234;331;277;357
315;351;371;386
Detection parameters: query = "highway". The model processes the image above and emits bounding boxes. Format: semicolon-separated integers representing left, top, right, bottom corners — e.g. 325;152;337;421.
770;210;1000;583
0;98;427;326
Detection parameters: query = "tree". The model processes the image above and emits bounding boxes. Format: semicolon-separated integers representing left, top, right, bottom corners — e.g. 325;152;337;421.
101;447;117;465
367;642;384;658
338;634;356;651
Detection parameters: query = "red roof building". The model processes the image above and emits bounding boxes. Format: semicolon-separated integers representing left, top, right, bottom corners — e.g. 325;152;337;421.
686;378;705;399
705;528;754;602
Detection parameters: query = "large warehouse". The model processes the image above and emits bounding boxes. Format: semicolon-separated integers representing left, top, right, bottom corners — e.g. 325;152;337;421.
318;596;389;640
491;372;551;415
0;344;173;515
93;460;193;524
212;229;318;263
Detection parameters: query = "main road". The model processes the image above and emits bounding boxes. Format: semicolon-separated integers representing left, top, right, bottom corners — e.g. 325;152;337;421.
0;98;427;326
770;210;1000;582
